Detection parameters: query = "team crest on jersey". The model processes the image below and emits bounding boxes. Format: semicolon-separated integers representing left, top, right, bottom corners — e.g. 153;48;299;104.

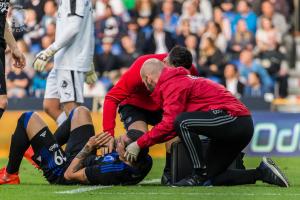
103;155;115;162
0;1;9;14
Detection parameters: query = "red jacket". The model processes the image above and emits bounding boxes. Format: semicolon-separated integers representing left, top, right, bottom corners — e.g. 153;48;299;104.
137;67;251;148
103;54;198;136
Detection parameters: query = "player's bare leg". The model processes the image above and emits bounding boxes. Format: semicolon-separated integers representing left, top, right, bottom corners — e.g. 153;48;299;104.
128;121;148;133
63;101;80;117
70;106;93;131
43;98;65;123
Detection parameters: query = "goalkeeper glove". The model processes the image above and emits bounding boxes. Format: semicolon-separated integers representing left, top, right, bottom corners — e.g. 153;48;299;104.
33;46;56;72
85;63;98;85
124;141;141;163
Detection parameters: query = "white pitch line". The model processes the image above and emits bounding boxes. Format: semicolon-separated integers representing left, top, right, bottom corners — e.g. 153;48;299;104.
55;186;112;194
68;192;300;196
140;179;160;184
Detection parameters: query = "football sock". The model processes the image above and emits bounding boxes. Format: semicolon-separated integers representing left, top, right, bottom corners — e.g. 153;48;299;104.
54;116;71;146
6;114;31;174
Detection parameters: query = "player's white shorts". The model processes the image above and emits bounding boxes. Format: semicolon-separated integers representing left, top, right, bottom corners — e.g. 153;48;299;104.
44;69;85;104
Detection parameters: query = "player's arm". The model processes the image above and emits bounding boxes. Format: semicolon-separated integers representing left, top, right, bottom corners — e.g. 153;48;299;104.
64;133;113;183
4;21;26;68
33;2;85;72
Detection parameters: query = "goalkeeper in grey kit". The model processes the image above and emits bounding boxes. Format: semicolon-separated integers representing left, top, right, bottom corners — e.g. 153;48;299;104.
33;0;97;126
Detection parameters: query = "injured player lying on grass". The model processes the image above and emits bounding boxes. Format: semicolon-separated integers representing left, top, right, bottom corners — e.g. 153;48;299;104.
0;106;152;185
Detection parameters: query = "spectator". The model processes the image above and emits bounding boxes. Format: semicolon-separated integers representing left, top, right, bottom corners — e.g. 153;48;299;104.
40;0;57;31
7;67;30;98
23;0;47;23
176;19;192;46
184;34;199;66
182;0;213;22
198;37;224;82
31;35;53;97
256;16;281;53
229;19;255;59
23;9;43;49
16;40;35;79
143;17;176;54
258;50;289;98
159;1;179;36
94;37;120;87
213;7;232;41
133;0;157;25
95;0;129;22
178;0;207;36
244;72;266;97
97;5;124;40
202;21;227;53
258;0;288;36
233;0;257;34
222;63;245;98
220;0;236;27
258;0;294;68
118;35;142;72
126;19;146;53
238;49;273;91
44;22;56;43
269;0;294;21
157;0;182;15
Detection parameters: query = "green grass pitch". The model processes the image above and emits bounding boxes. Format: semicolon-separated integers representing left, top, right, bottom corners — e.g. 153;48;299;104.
0;157;300;200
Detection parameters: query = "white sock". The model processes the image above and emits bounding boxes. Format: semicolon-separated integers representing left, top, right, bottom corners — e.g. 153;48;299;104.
56;112;67;126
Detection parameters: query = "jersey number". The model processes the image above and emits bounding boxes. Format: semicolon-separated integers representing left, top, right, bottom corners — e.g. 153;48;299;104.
54;150;67;165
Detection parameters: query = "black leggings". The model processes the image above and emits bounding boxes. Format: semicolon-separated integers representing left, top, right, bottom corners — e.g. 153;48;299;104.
174;110;253;179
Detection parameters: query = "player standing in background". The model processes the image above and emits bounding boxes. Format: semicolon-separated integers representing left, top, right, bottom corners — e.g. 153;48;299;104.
33;0;97;126
0;0;26;120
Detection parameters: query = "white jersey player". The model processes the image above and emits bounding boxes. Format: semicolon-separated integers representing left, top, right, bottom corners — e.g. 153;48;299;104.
33;0;97;125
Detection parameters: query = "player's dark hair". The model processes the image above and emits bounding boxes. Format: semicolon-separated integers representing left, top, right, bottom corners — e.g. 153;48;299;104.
168;46;193;69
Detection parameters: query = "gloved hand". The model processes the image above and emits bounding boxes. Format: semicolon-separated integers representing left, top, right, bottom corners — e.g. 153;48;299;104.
124;141;140;163
33;47;56;72
85;63;98;85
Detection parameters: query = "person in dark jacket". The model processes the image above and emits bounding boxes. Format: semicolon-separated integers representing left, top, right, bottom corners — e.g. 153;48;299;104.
221;63;245;98
143;17;176;54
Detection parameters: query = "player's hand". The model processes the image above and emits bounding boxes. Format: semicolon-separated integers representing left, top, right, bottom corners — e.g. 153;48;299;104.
124;141;140;163
33;47;56;72
85;63;98;85
11;48;26;69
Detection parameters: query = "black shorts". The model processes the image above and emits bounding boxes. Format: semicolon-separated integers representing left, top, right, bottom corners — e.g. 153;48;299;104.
118;105;163;130
30;125;94;184
0;47;6;95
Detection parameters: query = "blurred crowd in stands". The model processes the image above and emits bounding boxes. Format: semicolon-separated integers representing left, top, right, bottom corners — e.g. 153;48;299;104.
4;0;296;99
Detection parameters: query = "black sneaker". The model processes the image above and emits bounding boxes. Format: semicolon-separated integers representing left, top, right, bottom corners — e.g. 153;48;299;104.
173;174;205;187
161;169;172;186
258;157;289;187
